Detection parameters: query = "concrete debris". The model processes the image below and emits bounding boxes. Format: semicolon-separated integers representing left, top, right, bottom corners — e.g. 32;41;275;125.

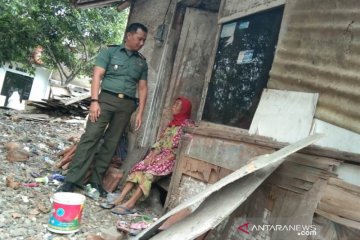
5;176;21;189
0;109;161;239
5;142;30;162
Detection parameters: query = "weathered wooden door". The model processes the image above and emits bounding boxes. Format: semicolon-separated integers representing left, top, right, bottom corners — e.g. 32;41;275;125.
159;7;218;130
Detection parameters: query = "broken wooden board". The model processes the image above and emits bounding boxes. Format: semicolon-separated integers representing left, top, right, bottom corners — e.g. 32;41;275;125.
312;214;360;240
269;179;328;240
64;92;90;105
249;89;318;143
316;177;360;226
135;133;323;239
181;156;233;184
153;164;280;239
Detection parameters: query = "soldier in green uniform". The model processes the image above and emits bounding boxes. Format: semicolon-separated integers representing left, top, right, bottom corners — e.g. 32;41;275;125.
57;23;148;196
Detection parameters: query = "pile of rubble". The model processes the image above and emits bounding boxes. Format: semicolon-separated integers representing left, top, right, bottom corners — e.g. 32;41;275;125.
27;93;91;118
0;109;161;240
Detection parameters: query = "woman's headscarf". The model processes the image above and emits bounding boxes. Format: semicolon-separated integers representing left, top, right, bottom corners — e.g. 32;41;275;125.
168;97;192;127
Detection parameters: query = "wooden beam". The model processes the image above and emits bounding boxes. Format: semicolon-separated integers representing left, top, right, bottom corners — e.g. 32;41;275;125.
116;0;131;12
218;0;285;24
73;0;126;9
135;134;323;239
186;122;360;163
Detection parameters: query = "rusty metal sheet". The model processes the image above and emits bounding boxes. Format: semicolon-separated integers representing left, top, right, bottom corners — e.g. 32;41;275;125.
268;0;360;133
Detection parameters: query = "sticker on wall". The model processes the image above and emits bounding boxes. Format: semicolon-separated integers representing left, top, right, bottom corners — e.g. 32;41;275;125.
237;50;254;64
221;22;236;46
221;22;236;38
238;21;250;30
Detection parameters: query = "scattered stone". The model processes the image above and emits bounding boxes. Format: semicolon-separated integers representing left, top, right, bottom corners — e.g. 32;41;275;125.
0;109;161;239
100;226;125;240
5;176;21;189
5;142;30;162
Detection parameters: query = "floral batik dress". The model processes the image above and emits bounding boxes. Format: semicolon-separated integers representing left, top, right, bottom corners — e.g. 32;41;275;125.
126;119;193;197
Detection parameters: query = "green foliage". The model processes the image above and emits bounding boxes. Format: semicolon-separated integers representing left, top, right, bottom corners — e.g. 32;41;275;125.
0;0;128;84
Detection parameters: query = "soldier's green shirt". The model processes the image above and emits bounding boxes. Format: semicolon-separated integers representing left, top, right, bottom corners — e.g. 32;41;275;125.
94;44;148;97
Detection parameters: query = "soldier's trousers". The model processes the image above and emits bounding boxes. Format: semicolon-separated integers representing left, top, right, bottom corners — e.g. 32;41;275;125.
65;91;136;186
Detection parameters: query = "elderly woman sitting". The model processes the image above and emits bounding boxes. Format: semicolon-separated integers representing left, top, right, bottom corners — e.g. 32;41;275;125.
103;97;193;215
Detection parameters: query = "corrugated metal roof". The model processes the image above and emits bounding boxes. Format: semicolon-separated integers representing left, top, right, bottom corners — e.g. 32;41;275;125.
268;0;360;133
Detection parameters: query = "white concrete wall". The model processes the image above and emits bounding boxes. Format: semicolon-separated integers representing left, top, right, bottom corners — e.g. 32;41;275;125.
0;63;52;106
29;67;52;101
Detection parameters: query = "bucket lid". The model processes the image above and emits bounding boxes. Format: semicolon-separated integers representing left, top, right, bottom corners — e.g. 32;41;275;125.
53;192;86;205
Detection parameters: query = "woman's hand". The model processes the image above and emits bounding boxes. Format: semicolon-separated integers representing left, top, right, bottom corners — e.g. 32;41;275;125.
143;150;160;165
157;153;175;164
144;155;155;165
89;102;101;122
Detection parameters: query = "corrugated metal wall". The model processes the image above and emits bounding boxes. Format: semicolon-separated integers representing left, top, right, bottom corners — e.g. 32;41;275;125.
268;0;360;133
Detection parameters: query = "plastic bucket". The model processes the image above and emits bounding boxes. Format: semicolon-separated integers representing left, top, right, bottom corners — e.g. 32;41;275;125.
48;192;86;234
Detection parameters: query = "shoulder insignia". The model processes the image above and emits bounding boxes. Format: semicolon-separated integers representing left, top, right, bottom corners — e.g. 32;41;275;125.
138;52;146;61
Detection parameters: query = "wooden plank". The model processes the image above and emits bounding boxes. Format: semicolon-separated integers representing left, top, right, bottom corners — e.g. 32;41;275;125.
181;156;232;184
187;122;360;162
249;89;318;143
270;180;328;240
218;0;285;24
73;0;125;9
267;172;314;192
152;163;280;240
318;202;360;222
287;153;341;171
186;135;274;171
321;185;360;207
135;134;323;239
315;209;360;230
312;214;360;240
196;23;221;122
280;161;333;179
328;177;360;194
16;113;50;121
159;7;218;129
318;185;360;221
274;164;327;183
64;93;90;105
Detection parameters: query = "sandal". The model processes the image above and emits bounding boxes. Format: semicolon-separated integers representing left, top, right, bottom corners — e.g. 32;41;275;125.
111;205;136;215
100;202;115;209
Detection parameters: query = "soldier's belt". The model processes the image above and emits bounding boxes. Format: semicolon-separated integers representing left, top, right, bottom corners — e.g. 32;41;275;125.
102;90;137;101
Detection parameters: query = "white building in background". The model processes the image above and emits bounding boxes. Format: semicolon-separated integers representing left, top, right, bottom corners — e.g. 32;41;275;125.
0;63;52;110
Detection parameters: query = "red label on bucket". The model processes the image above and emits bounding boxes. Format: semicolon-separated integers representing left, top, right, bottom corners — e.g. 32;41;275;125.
48;193;85;233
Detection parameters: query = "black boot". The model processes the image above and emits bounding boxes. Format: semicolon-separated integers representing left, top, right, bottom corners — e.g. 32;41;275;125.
56;182;76;192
